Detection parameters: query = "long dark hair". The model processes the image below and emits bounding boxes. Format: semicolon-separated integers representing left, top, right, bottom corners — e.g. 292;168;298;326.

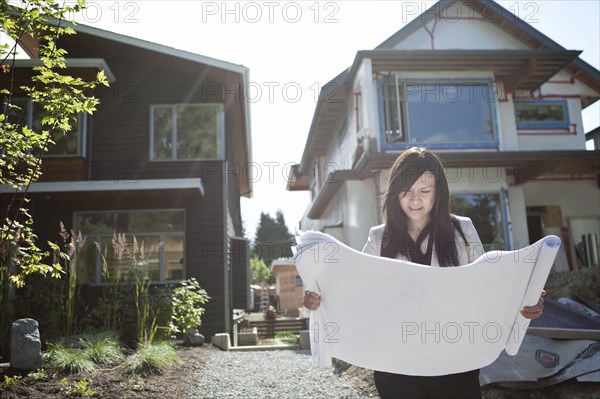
381;147;466;266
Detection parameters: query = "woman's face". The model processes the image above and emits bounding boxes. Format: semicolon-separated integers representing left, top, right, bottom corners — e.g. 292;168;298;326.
398;171;436;227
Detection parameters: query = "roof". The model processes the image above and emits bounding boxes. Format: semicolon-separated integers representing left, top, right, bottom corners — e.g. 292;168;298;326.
14;15;248;75
270;258;296;272
376;0;599;92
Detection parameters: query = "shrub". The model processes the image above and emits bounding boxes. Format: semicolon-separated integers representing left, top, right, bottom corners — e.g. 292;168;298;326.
170;278;210;335
119;376;145;391
44;343;96;374
27;368;49;381
60;377;97;397
79;333;124;365
121;342;179;375
0;375;22;390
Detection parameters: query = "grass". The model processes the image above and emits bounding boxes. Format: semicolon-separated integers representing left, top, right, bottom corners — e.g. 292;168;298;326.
43;333;124;374
44;343;97;374
121;342;180;375
79;333;124;365
43;335;180;377
274;332;298;345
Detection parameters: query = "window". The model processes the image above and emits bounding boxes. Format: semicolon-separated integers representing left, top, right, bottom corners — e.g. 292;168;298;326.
451;193;505;251
379;78;497;148
514;100;569;130
74;210;185;283
295;275;303;287
150;104;223;160
4;97;84;156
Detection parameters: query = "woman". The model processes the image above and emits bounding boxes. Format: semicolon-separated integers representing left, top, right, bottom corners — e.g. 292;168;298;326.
303;147;545;399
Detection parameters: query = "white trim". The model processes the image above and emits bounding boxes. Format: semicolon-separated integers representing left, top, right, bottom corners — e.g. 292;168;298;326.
6;178;204;195
11;58;116;83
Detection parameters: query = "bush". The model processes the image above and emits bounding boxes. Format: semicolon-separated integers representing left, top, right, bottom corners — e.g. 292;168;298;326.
60;377;97;397
170;278;210;335
79;333;124;365
44;343;96;374
43;334;126;374
0;375;22;390
121;342;179;375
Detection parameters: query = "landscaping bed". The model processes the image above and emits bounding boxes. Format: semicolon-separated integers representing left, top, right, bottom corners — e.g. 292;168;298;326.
0;343;219;399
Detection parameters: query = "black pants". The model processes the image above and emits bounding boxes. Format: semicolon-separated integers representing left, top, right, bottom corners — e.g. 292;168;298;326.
373;369;481;399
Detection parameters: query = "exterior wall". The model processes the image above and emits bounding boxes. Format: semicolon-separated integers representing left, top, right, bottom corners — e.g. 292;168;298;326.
496;93;519;150
355;58;379;152
20;180;228;334
300;179;378;251
272;263;303;316
343;179;379;250
392;7;530;51
506;185;528;249
55;33;244;184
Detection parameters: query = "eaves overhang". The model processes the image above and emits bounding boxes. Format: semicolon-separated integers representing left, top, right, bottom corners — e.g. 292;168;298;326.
354;49;582;93
305;150;599;219
295;69;350;179
7;58;117;84
2;178;205;196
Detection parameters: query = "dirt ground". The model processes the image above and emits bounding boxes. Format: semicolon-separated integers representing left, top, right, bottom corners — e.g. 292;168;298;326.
0;343;220;399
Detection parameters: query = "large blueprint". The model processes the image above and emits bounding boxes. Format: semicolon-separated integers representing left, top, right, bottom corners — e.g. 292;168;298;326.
292;232;561;376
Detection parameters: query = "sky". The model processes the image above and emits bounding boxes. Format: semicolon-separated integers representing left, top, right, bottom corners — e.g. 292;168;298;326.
67;0;600;241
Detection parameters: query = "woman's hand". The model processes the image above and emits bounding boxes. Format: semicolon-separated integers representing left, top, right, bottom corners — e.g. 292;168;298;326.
520;290;546;319
303;290;321;311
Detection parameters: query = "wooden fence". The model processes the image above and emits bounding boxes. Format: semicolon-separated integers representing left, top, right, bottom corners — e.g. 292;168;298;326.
244;319;309;339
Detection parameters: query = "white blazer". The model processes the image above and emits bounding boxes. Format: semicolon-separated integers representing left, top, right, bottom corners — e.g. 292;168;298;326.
362;215;484;266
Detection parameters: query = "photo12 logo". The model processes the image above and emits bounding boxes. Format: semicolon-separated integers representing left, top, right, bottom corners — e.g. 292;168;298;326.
200;1;340;24
401;1;540;24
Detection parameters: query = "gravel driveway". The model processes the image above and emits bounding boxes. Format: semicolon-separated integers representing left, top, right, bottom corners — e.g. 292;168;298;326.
187;349;369;399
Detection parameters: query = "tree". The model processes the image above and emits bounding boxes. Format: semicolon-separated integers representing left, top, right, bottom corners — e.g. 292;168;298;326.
252;210;294;268
0;0;108;350
249;256;272;285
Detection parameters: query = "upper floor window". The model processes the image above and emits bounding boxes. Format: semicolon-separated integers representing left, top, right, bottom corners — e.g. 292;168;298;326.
514;100;569;130
5;97;85;157
150;103;224;161
378;78;497;148
74;209;185;284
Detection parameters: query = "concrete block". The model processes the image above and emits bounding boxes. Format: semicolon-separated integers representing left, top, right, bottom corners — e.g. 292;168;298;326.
211;333;230;351
238;327;258;346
